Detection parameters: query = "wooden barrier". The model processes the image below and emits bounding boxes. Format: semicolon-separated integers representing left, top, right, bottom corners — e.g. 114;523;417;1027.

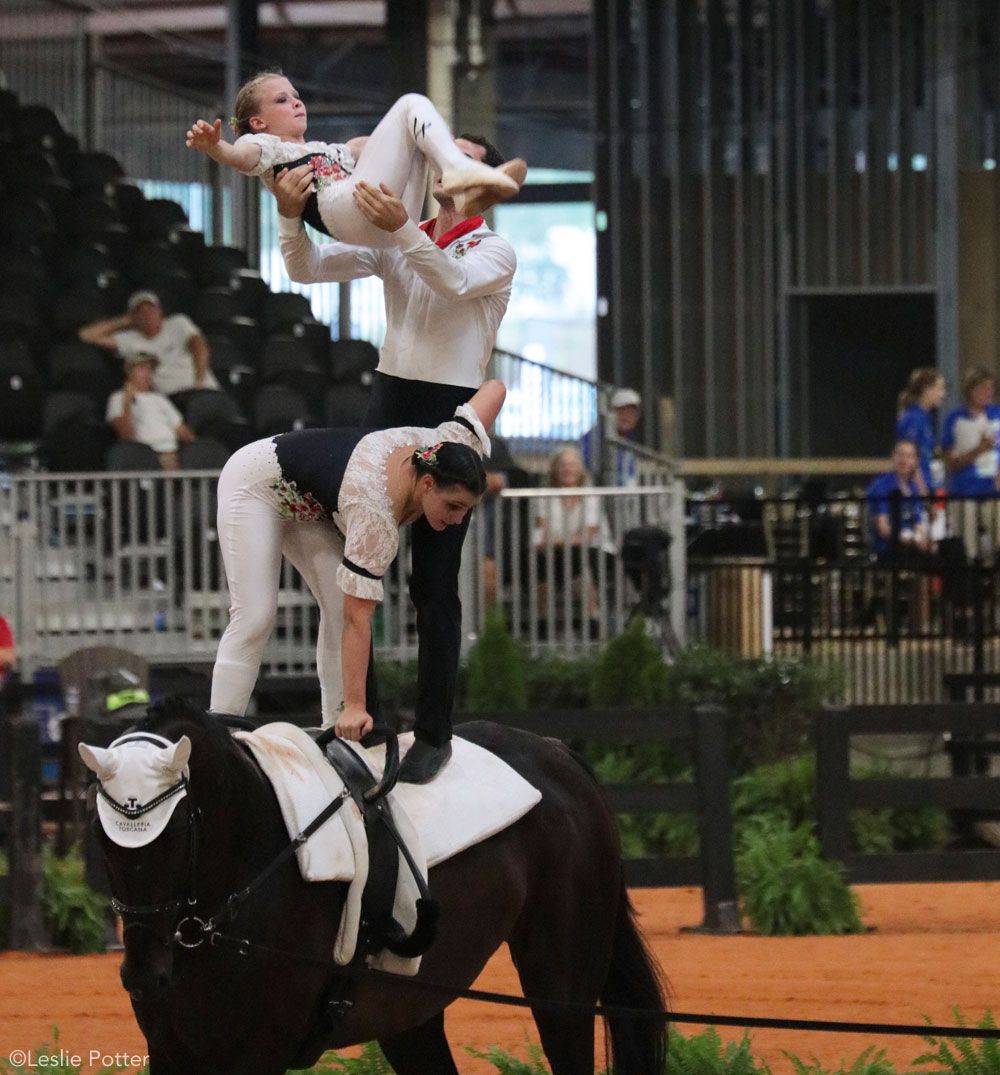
816;702;1000;883
459;705;740;932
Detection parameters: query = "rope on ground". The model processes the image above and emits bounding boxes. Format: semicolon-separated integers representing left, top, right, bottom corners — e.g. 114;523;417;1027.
209;930;1000;1039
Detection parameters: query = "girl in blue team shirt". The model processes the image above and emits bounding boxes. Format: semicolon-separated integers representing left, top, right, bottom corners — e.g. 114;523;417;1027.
942;368;1000;497
942;367;1000;560
896;367;945;494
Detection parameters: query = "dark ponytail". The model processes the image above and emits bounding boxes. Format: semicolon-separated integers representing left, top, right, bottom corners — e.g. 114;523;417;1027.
411;441;486;496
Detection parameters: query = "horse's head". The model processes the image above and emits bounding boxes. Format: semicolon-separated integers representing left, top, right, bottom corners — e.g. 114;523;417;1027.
79;697;227;1003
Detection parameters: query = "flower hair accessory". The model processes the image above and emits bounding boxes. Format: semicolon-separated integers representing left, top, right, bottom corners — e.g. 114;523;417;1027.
229;115;240;134
414;443;443;466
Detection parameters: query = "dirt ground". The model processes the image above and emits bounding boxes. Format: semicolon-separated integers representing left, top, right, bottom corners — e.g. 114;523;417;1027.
1;882;997;1075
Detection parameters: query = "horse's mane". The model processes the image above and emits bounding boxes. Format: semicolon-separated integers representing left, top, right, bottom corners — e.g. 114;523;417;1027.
134;696;239;765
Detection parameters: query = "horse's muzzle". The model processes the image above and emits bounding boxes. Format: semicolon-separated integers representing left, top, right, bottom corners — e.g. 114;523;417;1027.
120;949;173;1003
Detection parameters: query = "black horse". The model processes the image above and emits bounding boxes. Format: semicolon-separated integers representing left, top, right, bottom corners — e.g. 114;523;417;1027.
80;698;667;1075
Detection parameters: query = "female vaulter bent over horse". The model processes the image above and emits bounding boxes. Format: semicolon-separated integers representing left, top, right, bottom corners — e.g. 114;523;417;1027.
210;379;504;783
80;699;667;1074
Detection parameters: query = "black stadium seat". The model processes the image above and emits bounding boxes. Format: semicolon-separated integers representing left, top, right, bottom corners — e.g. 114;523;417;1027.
229;268;270;316
70;150;125;193
253;384;315;437
328;337;379;382
323;382;371;427
260;335;327;400
58;240;117;284
194;287;245;333
207;315;261;364
42;389;98;435
262;291;314;334
138;198;188;241
200;244;248;287
42;414;112;472
49;341;118;407
0;348;44;440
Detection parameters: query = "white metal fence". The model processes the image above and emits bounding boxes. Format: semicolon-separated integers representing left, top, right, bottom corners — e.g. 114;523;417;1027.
0;470;686;679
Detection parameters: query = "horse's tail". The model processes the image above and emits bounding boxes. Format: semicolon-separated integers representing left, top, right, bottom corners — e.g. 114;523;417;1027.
600;878;669;1075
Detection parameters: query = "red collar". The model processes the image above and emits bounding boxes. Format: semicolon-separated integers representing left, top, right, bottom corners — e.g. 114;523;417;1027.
420;216;485;249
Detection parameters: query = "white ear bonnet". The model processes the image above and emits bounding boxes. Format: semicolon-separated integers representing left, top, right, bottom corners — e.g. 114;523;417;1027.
78;731;191;848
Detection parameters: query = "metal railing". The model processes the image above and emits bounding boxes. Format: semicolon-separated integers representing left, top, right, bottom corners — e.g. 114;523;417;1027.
1;470;686;679
685;493;1000;703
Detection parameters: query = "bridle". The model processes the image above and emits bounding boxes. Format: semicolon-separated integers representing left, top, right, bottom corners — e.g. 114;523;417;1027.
97;775;204;944
95;721;397;963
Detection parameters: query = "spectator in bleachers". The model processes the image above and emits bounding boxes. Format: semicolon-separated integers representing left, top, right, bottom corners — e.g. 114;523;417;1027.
942;368;1000;497
942;367;1000;560
79;289;220;397
106;352;196;471
866;440;934;561
534;446;616;632
895;366;946;495
582;386;642;486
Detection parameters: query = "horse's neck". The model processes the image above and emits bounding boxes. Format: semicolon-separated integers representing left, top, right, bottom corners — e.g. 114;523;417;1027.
194;739;287;891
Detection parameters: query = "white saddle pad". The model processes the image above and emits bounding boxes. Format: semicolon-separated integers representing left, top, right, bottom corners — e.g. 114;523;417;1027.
234;723;541;973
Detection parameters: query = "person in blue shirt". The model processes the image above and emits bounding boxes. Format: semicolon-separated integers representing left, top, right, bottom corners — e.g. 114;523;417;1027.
941;367;1000;562
941;368;1000;497
866;440;933;561
895;366;945;494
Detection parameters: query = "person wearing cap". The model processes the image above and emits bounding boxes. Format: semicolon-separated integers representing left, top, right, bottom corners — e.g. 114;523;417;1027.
583;386;643;487
79;290;219;398
105;352;196;470
270;136;522;783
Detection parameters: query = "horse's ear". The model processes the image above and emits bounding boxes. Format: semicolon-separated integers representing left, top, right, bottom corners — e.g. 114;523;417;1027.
162;735;192;776
79;742;117;781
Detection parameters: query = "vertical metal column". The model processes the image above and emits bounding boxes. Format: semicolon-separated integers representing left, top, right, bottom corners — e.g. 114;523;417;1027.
453;0;497;141
224;0;259;257
634;1;667;447
387;0;429;98
591;0;637;391
934;0;960;394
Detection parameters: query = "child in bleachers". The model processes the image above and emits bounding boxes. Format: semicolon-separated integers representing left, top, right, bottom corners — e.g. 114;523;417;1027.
186;72;522;247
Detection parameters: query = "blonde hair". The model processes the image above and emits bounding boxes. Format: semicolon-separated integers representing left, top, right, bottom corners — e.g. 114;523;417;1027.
897;366;942;414
231;69;286;138
547;446;590;488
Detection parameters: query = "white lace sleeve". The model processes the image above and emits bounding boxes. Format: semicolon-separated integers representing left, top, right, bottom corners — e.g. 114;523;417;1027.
337;501;399;602
235;133;281;177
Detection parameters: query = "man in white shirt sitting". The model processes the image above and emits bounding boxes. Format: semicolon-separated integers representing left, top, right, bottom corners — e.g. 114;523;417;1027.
106;353;196;470
81;290;220;398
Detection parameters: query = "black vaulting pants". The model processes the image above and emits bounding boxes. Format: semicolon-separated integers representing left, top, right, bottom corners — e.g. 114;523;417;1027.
365;371;478;747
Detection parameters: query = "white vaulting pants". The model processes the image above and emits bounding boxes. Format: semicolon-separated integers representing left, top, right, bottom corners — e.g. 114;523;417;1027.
317;93;473;247
211;440;346;726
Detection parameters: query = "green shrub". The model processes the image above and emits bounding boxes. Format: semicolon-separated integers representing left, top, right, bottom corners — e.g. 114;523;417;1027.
662;646;841;774
291;1043;394;1072
665;1025;769;1075
736;818;864;936
589;616;670;707
850;761;952;854
464;604;529;711
732;755;816;836
912;1009;1000;1075
465;1040;551;1074
42;845;108;954
786;1045;898;1075
525;653;594;709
